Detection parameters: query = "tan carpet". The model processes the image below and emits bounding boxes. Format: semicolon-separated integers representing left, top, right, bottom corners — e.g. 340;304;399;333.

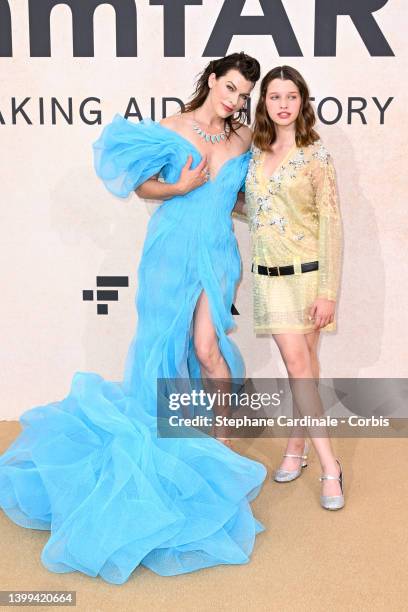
1;422;407;612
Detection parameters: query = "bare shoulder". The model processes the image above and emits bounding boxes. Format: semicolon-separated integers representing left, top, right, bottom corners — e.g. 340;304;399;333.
160;112;195;129
159;114;183;129
232;123;253;152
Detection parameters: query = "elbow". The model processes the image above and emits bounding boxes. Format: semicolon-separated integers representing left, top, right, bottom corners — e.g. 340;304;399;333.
135;184;149;199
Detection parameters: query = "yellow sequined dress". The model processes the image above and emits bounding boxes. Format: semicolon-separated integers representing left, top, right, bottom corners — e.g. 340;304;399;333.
243;140;342;334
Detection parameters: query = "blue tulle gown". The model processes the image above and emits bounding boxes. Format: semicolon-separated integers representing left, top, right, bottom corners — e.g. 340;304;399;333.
0;114;267;584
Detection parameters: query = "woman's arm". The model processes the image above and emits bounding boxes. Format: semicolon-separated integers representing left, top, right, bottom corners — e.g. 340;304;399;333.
309;147;343;329
135;154;208;201
135;175;179;201
313;150;343;302
232;191;248;221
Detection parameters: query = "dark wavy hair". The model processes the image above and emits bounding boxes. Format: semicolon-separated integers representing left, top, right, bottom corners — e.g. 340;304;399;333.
184;52;261;138
253;65;319;150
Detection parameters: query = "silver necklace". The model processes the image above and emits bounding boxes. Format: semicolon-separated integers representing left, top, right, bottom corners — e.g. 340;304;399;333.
192;115;229;144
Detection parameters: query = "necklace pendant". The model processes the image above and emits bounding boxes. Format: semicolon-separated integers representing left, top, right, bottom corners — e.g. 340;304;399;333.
192;121;227;145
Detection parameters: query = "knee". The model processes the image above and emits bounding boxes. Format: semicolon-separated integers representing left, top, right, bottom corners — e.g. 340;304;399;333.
284;351;312;378
194;338;221;372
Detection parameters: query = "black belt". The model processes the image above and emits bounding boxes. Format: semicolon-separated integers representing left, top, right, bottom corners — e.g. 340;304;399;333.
251;261;319;276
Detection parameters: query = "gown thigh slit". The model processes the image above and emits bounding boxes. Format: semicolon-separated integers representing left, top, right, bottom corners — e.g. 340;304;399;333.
191;287;231;374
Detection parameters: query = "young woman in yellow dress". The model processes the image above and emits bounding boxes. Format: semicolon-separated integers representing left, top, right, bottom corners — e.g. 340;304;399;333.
240;65;345;510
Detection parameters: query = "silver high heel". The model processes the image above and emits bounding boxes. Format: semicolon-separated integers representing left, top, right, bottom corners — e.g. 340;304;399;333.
274;440;309;482
319;458;345;510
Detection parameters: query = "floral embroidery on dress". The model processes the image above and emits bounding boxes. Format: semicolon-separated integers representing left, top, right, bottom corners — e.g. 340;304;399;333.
266;149;308;196
312;141;330;164
257;195;272;212
268;216;288;233
287;149;308;178
247;147;308;233
245;145;262;192
249;213;263;231
267;172;284;195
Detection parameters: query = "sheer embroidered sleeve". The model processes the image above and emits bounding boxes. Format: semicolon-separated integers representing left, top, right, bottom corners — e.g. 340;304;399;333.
311;143;343;301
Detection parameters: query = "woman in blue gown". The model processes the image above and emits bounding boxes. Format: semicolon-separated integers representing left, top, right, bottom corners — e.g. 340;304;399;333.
0;53;267;585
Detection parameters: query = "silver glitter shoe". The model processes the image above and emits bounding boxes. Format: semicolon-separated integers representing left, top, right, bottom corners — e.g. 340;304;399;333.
319;458;345;510
273;440;309;482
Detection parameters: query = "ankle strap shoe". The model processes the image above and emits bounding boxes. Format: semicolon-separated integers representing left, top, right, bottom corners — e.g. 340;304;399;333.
274;440;309;482
319;458;345;510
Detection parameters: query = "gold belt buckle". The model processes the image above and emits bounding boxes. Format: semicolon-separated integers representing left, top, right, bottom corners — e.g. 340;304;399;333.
277;266;281;277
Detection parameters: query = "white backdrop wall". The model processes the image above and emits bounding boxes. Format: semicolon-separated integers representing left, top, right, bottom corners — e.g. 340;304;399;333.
1;0;406;418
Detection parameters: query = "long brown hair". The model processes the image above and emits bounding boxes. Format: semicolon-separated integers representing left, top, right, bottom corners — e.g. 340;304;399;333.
253;65;319;150
184;52;260;138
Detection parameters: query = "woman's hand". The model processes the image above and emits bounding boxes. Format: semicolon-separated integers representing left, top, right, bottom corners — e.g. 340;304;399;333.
309;298;336;330
175;155;209;195
135;155;208;201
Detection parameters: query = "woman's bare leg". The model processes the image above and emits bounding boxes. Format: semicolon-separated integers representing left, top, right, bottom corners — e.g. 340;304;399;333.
273;332;342;496
193;290;232;446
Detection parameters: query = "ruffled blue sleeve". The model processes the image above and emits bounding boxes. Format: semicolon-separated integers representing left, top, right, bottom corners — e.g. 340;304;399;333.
93;114;178;198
